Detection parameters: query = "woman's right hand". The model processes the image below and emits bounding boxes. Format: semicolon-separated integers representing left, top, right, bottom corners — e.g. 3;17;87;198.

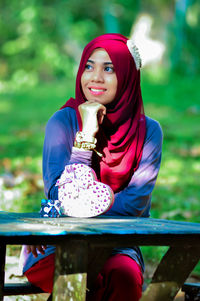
78;101;106;137
26;245;47;258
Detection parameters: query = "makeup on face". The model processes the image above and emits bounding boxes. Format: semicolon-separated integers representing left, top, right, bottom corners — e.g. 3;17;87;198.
81;48;118;105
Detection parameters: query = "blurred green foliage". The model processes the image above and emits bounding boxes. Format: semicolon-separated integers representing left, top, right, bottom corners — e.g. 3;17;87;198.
0;0;103;88
0;0;200;91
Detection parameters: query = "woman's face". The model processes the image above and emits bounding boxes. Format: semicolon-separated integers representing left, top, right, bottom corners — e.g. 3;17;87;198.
81;48;118;105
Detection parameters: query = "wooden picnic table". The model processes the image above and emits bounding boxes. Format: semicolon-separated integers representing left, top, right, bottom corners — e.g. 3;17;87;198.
0;211;200;301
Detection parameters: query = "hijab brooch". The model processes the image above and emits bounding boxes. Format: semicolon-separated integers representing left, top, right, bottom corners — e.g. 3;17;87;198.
127;40;142;70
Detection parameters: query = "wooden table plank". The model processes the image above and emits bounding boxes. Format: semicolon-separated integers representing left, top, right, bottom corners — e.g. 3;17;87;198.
0;212;200;300
0;212;200;246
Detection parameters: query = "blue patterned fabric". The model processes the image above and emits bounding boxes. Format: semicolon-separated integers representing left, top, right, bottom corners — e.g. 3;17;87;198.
40;199;63;218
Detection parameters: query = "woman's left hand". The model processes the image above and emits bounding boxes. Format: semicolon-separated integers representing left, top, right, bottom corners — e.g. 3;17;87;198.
25;245;47;258
78;101;106;136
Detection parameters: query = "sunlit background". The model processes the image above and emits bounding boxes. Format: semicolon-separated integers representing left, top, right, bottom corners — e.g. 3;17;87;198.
0;0;200;294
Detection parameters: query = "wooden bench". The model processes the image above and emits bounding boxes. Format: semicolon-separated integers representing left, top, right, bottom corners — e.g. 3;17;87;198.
0;211;200;301
3;283;53;300
3;282;44;296
3;281;200;300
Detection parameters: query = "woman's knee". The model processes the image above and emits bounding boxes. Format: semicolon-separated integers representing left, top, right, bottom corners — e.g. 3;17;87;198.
104;254;143;287
87;254;143;301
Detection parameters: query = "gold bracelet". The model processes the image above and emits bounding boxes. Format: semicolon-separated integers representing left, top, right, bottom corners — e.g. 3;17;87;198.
74;131;102;157
74;141;96;150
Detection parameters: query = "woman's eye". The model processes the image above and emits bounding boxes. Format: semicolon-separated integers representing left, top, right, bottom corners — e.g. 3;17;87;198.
85;64;93;70
105;66;114;73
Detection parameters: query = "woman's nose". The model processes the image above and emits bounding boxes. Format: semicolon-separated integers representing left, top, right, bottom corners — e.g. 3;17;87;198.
92;68;104;82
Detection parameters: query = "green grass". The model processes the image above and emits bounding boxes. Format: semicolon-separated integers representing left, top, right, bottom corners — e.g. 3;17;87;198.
0;80;75;212
0;70;200;277
141;70;200;224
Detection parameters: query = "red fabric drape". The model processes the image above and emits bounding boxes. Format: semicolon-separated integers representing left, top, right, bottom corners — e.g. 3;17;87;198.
61;34;146;192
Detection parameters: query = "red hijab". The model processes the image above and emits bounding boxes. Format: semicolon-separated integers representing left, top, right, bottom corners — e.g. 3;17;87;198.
61;33;146;192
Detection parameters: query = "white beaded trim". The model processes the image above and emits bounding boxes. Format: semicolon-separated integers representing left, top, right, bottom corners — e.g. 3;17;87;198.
127;40;142;70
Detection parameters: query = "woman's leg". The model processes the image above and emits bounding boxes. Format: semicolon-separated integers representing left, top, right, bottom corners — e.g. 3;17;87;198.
24;253;55;293
87;254;143;301
25;253;143;300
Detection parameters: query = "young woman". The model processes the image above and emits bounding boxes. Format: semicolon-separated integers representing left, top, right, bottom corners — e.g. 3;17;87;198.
22;33;163;301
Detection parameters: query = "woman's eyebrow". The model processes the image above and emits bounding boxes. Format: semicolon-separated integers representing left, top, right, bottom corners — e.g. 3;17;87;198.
104;62;113;65
87;59;113;65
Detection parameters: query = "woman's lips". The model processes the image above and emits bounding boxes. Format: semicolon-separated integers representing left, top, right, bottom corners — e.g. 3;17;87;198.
88;87;106;95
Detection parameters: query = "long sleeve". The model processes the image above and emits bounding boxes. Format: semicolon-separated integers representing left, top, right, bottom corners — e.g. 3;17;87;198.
104;116;163;217
23;108;92;273
43;110;163;217
43;107;93;200
43;108;79;199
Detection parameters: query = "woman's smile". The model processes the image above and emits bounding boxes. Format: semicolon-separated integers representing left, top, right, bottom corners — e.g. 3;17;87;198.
88;86;107;96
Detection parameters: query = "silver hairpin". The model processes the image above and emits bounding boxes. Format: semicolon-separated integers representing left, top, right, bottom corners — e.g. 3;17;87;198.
127;40;142;70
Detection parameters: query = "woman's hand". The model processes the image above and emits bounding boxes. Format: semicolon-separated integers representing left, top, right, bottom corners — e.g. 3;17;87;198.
26;245;47;258
78;101;106;137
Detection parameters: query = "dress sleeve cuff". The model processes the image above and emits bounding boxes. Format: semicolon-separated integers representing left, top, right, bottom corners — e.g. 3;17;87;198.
69;147;93;166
